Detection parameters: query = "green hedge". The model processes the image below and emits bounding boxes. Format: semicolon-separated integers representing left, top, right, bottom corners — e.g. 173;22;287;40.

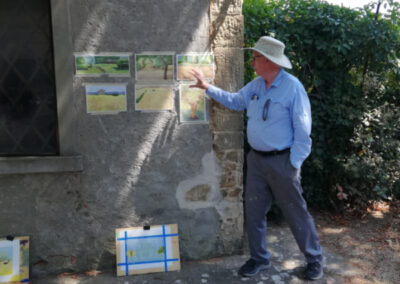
243;0;400;211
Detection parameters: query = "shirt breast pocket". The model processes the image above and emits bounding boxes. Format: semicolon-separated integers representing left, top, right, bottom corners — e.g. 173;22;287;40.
246;99;259;120
269;99;288;118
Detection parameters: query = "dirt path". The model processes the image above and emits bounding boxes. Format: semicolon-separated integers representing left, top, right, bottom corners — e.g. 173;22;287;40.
314;201;400;283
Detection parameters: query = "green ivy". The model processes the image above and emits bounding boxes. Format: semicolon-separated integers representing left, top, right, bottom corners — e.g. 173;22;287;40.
243;0;400;211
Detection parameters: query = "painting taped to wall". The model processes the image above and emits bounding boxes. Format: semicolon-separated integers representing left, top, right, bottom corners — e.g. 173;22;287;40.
116;224;180;276
135;85;174;111
135;53;174;81
179;84;206;123
0;236;29;283
74;53;131;76
85;84;127;114
177;53;214;81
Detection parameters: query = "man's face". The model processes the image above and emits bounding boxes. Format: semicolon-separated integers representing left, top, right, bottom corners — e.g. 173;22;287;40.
251;51;271;76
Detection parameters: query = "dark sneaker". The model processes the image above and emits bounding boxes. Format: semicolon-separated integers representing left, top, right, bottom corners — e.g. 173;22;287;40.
305;262;323;280
238;259;271;277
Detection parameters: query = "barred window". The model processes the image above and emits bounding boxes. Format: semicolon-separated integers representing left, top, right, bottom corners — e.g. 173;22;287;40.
0;0;59;156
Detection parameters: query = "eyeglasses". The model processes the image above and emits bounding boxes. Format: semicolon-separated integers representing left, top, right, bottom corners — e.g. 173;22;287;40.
262;99;271;121
251;55;264;62
251;55;268;62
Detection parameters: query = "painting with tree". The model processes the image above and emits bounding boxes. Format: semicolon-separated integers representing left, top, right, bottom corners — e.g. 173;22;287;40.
135;53;174;81
179;84;206;123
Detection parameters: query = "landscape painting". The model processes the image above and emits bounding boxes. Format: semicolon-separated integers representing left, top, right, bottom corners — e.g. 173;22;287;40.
135;54;174;81
85;84;127;114
0;236;29;283
75;53;131;76
135;85;174;111
179;84;206;123
177;53;214;81
115;224;180;276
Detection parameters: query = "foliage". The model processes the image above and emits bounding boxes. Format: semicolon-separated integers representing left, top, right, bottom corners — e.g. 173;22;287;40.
116;59;129;69
243;0;400;211
136;55;173;70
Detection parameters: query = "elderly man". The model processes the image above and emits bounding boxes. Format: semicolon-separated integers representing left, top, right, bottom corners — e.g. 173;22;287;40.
190;36;324;280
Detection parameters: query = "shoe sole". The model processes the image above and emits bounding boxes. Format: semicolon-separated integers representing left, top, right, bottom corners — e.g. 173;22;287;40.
239;263;271;277
305;271;324;280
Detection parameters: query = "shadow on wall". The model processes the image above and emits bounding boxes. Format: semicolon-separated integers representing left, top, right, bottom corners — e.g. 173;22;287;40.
28;0;238;275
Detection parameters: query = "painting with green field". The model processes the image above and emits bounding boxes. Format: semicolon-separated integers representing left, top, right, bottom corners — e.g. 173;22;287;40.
179;84;206;123
177;53;214;81
75;53;131;76
0;236;29;283
136;54;174;81
85;84;127;114
135;85;174;111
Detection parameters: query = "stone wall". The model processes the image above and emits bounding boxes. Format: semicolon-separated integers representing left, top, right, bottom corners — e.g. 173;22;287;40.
209;0;245;255
0;0;244;276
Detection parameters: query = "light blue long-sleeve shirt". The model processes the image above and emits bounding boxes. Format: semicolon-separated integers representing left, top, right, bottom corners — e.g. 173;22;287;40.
206;69;312;168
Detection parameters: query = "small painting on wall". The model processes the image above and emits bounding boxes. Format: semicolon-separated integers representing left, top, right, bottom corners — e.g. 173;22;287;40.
85;84;127;114
135;85;174;111
135;53;174;81
74;53;131;76
177;53;214;81
0;236;29;283
179;84;206;123
115;224;180;276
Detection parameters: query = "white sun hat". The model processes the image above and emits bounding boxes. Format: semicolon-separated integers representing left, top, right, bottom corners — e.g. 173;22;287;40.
245;36;292;69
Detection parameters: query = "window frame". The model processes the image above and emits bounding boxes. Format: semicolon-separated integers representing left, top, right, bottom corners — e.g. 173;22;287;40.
0;0;83;174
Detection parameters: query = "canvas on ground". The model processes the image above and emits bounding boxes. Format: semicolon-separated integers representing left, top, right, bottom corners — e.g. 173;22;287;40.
0;236;29;283
115;224;180;276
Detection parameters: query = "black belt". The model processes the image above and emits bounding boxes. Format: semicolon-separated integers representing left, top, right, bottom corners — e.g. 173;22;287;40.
252;147;290;156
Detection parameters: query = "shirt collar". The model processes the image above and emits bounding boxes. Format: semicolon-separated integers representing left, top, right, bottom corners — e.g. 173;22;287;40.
269;68;285;88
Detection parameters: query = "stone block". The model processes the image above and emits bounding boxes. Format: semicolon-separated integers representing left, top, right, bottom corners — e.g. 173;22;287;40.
213;131;244;151
210;0;243;16
213;47;244;91
211;112;243;132
210;15;244;48
225;149;244;164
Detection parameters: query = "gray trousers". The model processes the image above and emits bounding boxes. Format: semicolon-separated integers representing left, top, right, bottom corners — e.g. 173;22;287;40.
245;150;323;264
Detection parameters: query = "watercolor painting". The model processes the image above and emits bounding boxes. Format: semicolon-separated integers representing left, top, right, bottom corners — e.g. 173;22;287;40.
179;84;206;123
85;84;127;114
135;85;174;111
75;53;131;76
116;224;180;276
0;236;29;283
177;53;214;81
136;54;174;81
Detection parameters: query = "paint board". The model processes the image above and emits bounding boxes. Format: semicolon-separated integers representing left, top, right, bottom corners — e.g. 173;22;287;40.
135;53;175;81
135;84;174;111
0;236;29;283
85;84;127;114
179;84;207;123
74;53;131;77
177;53;214;81
115;224;180;276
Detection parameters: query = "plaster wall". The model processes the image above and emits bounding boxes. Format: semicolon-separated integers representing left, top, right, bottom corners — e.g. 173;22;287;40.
0;0;244;276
